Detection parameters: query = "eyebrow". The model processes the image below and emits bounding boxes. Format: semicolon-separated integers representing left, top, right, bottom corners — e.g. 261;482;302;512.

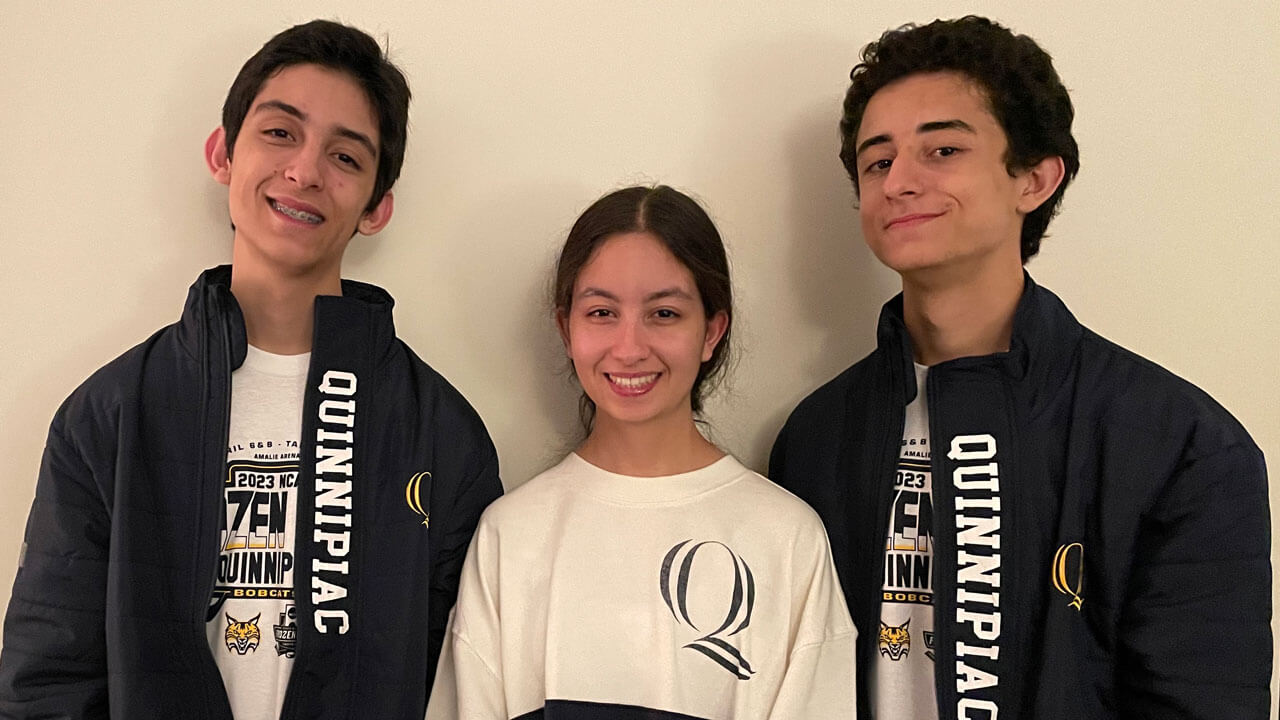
252;99;378;159
578;287;696;303
855;118;976;158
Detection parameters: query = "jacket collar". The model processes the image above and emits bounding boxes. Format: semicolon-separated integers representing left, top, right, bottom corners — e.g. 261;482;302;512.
175;264;399;369
875;272;1084;415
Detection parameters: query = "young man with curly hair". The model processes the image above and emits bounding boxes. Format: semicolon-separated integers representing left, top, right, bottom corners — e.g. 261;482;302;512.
0;20;501;719
771;15;1270;720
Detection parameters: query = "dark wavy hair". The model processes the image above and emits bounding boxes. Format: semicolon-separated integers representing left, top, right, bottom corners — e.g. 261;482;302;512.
839;16;1080;260
221;20;411;213
553;186;734;430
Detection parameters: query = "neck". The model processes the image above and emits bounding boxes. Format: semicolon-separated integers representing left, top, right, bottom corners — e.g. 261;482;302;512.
230;262;341;355
901;258;1024;366
577;413;724;477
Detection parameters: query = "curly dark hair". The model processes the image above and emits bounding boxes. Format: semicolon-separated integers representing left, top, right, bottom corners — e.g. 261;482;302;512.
221;20;411;213
553;186;734;430
839;16;1080;260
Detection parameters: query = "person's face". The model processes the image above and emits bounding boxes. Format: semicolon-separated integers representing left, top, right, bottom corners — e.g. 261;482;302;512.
558;232;728;432
205;63;392;282
853;71;1047;279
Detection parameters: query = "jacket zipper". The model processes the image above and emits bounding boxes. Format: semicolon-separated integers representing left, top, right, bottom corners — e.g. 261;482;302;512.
924;365;948;718
864;361;910;716
278;306;324;720
195;287;236;719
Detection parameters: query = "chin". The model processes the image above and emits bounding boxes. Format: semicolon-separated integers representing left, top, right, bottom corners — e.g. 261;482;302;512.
871;249;943;276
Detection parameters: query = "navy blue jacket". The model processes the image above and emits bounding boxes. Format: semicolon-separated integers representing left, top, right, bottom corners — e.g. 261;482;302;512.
0;266;502;719
770;275;1271;719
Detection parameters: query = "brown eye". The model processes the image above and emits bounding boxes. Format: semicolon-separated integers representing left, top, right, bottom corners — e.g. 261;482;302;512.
865;158;892;174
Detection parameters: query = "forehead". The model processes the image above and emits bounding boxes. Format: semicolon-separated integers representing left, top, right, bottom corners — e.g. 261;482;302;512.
250;63;379;141
576;232;697;291
857;71;1002;145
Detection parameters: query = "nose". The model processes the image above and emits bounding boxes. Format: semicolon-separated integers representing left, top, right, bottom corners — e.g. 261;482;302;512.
283;143;324;189
882;155;921;198
610;317;650;364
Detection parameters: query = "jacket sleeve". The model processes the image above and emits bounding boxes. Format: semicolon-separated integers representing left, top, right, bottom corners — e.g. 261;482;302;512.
427;437;502;694
1117;441;1271;719
425;518;507;720
0;419;111;719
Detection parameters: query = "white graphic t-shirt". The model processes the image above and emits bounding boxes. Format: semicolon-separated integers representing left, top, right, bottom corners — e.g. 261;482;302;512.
874;362;938;720
206;346;308;719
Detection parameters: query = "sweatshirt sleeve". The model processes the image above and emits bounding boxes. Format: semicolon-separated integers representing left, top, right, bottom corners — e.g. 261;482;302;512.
768;518;857;718
770;634;858;718
0;418;112;719
426;513;507;720
1116;441;1271;719
426;612;507;720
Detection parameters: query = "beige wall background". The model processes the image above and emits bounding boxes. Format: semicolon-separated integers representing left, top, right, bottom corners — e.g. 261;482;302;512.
2;0;1276;708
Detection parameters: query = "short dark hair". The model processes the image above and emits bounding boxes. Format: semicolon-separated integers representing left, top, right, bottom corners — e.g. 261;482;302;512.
839;16;1080;260
221;19;411;213
553;186;734;430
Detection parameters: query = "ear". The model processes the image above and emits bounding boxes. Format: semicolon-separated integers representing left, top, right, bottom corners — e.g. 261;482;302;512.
356;191;394;236
1015;155;1066;215
205;127;231;185
701;310;729;363
555;309;573;356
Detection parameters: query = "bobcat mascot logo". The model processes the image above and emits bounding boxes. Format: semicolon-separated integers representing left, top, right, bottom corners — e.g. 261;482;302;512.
225;613;262;655
879;619;911;661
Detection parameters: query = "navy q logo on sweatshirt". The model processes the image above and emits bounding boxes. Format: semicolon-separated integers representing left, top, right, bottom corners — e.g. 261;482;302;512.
659;539;756;680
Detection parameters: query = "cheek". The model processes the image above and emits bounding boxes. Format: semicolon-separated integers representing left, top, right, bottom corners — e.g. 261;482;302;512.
564;324;604;366
332;174;355;195
666;329;711;368
858;195;886;232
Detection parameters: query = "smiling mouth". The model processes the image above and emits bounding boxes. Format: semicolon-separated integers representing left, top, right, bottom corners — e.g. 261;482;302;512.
886;213;942;229
270;199;324;225
606;373;660;395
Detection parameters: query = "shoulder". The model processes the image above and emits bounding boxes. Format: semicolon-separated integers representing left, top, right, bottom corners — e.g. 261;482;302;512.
771;349;886;486
726;466;834;543
474;456;578;528
392;341;494;443
1073;328;1259;458
795;352;880;414
780;349;883;434
52;323;183;435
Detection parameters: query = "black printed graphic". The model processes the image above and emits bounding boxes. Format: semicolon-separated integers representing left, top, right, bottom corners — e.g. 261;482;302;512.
660;540;756;680
884;449;934;605
208;460;298;619
274;604;298;657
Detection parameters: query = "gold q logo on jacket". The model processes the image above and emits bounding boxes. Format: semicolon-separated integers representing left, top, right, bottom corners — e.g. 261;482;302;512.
405;471;432;527
1052;542;1085;610
659;539;756;680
